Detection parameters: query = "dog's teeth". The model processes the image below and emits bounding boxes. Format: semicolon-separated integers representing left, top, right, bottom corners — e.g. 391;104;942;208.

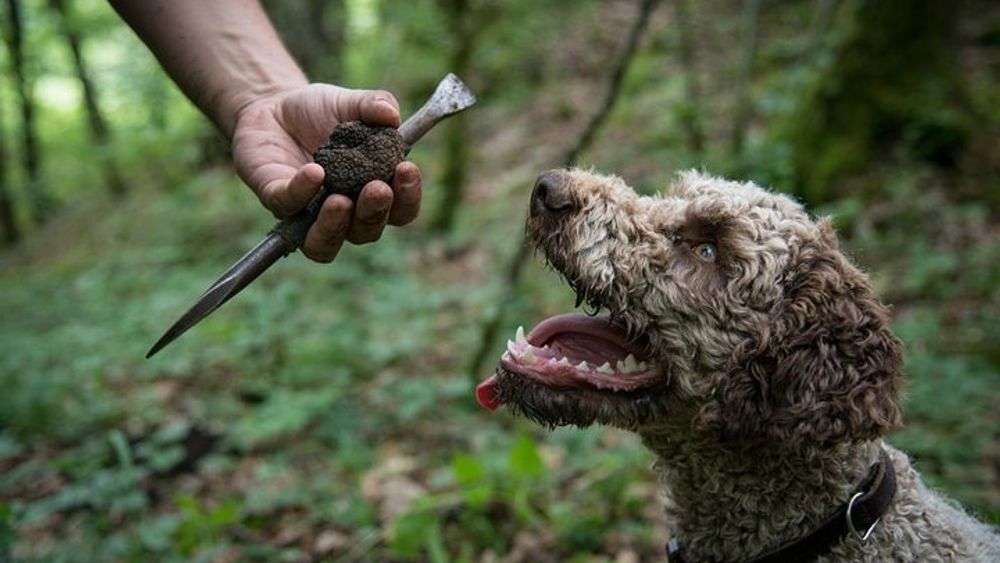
596;362;613;374
506;340;517;355
623;354;638;372
516;326;526;343
636;361;648;371
577;361;590;370
523;349;537;363
502;351;512;361
557;357;572;366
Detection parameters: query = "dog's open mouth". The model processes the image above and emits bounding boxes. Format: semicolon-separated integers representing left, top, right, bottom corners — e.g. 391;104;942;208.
476;313;658;411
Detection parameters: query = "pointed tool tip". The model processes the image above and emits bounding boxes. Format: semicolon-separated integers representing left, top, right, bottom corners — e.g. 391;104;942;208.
145;338;168;359
142;232;291;360
144;310;201;360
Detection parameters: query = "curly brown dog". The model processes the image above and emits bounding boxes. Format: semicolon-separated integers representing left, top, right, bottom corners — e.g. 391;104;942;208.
476;169;999;561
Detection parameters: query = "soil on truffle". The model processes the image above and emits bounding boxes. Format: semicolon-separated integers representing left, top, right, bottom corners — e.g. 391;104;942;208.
312;122;405;200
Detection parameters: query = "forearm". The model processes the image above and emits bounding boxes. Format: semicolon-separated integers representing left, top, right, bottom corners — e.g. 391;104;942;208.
109;0;307;137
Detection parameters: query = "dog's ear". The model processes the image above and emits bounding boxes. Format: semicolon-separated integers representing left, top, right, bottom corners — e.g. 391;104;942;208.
700;219;903;447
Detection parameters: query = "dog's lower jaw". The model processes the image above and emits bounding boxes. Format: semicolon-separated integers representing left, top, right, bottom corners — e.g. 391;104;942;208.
493;366;673;430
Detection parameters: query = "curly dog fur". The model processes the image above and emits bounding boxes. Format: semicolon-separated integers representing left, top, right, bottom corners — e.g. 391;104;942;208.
490;169;999;561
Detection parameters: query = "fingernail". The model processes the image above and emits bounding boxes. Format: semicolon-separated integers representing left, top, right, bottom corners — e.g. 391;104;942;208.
305;164;324;182
400;164;418;186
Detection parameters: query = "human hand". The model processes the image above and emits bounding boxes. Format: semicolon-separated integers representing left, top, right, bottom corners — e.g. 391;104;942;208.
231;84;422;262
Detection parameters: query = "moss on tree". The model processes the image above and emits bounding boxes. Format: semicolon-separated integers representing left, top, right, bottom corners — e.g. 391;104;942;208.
783;0;973;204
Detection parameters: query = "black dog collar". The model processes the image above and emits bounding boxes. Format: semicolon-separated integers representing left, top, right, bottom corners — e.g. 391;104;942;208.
667;448;896;562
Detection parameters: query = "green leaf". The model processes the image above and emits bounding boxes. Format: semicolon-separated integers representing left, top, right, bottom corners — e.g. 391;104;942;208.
508;435;544;479
452;454;494;508
451;454;485;486
0;502;12;561
390;508;441;559
209;500;240;527
108;429;133;470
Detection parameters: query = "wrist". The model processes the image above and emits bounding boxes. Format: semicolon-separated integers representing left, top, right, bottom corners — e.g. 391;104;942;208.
221;76;307;138
210;20;309;137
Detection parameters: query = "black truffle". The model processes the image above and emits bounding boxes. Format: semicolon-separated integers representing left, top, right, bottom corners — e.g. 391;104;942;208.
312;122;406;200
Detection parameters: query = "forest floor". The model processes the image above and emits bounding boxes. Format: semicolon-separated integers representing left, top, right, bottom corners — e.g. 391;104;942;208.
1;145;997;562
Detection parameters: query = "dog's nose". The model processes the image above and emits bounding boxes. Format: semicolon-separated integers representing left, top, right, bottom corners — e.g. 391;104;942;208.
531;170;574;217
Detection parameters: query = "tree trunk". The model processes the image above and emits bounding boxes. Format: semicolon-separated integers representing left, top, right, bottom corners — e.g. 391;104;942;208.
430;0;474;233
728;0;762;158
673;0;705;156
810;0;839;52
785;0;969;205
263;0;344;82
308;0;344;81
3;0;53;223
564;0;660;167
467;0;661;381
0;88;21;244
50;0;129;197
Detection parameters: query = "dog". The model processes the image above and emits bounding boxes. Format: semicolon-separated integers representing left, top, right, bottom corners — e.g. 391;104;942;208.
476;169;999;561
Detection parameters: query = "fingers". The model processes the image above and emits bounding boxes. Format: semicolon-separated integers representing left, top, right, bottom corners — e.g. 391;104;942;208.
342;161;421;244
338;89;401;128
302;161;421;261
259;163;325;218
289;160;419;264
347;181;394;244
388;161;422;226
302;194;352;262
300;175;402;262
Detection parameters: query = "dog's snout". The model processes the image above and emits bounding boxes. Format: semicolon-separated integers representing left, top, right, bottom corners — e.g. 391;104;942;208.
531;170;574;217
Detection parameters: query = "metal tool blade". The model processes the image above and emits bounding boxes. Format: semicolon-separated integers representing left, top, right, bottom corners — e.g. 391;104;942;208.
146;233;291;358
146;74;476;358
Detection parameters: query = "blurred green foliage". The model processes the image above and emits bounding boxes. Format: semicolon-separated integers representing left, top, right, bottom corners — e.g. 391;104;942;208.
0;0;997;560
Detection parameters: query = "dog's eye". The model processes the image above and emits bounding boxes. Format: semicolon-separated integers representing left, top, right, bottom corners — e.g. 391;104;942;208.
694;243;717;262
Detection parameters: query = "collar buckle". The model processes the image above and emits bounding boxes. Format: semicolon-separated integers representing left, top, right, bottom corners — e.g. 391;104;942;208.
846;491;880;542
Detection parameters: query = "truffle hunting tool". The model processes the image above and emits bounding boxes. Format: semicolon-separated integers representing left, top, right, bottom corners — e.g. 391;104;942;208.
146;74;476;358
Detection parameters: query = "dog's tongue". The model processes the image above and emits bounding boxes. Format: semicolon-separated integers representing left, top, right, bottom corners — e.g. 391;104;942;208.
476;375;502;411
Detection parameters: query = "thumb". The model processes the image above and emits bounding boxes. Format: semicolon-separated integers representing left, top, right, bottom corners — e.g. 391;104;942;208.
339;89;401;128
